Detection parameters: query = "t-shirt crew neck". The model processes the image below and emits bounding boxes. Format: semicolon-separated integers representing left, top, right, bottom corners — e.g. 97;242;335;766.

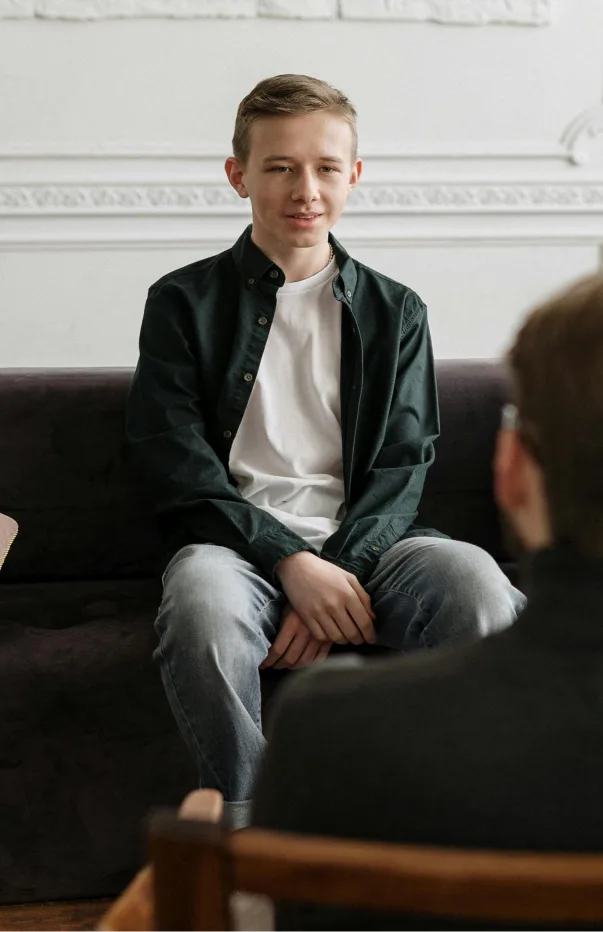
229;257;345;551
277;255;337;294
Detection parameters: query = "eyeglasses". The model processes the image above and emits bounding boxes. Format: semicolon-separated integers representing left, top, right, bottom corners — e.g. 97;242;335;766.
501;402;542;462
500;403;518;431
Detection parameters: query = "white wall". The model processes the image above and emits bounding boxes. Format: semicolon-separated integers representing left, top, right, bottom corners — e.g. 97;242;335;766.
1;0;603;365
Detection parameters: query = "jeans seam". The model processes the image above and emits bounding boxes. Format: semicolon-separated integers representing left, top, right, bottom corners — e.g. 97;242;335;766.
156;592;281;786
379;584;427;613
379;587;435;649
252;596;282;728
155;637;229;791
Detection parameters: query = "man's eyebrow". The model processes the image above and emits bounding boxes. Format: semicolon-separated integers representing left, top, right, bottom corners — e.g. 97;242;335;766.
261;155;345;163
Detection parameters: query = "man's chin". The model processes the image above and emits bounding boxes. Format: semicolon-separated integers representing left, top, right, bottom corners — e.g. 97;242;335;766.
281;229;328;249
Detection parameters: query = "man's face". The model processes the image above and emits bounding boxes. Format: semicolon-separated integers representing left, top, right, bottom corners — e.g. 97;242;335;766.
226;110;362;253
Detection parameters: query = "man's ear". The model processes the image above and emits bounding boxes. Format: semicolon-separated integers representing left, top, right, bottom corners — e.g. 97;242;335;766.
348;157;363;192
494;427;528;514
225;156;248;198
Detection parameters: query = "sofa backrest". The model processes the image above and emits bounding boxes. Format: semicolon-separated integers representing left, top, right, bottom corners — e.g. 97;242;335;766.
419;360;511;563
0;362;511;583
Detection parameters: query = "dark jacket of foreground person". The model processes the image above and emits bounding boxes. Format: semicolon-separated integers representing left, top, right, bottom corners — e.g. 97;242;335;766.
253;545;603;930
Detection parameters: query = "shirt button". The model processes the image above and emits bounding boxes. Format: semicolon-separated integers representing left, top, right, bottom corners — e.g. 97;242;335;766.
247;277;255;286
223;430;232;439
371;544;381;552
243;372;254;382
258;317;268;326
269;270;279;279
346;290;352;299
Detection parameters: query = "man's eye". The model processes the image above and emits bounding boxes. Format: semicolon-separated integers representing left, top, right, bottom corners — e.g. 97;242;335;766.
320;166;336;173
270;166;291;172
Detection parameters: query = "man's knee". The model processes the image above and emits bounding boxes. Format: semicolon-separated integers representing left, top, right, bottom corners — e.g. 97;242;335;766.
159;544;253;640
426;538;525;634
157;544;281;673
383;537;524;642
425;538;505;588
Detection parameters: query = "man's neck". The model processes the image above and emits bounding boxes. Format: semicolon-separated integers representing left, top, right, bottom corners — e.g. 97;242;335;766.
251;231;332;283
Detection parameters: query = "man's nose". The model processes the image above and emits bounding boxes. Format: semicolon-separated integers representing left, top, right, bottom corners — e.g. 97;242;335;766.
292;170;319;203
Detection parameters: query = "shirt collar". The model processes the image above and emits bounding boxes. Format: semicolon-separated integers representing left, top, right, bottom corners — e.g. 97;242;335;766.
231;224;357;300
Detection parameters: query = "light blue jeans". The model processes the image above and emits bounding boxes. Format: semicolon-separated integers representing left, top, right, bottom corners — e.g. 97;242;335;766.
154;538;525;828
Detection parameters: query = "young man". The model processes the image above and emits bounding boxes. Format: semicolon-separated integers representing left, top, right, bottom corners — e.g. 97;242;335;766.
252;274;603;926
126;74;523;829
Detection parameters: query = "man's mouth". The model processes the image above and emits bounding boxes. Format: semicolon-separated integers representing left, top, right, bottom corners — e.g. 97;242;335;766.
287;213;322;220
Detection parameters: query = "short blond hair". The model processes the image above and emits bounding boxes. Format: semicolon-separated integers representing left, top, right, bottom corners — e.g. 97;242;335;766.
508;275;603;557
232;74;358;164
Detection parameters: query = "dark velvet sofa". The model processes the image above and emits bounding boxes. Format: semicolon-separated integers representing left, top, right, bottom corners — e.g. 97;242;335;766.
0;361;514;905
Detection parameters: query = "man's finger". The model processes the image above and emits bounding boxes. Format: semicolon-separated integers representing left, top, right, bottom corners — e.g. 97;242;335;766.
301;615;333;643
331;605;364;645
347;575;377;621
292;638;323;669
274;627;310;669
260;618;296;669
294;639;333;669
344;586;377;643
316;611;349;645
260;646;281;669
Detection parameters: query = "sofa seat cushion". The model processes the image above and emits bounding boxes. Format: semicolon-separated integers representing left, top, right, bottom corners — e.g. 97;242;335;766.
0;578;197;904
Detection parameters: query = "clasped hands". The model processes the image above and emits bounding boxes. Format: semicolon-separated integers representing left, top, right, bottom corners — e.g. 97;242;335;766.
260;551;376;672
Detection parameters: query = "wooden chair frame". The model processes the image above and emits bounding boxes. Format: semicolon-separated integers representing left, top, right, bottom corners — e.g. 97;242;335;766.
101;809;603;930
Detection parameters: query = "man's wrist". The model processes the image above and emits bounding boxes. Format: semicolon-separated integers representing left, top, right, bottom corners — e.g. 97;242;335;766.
275;549;314;582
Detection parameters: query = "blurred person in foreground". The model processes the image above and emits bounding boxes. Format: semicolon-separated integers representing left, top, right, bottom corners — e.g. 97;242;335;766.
252;275;603;929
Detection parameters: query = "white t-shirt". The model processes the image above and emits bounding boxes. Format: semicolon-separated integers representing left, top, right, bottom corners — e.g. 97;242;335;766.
229;257;345;551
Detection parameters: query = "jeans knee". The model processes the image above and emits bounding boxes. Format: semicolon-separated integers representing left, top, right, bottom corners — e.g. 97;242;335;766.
158;545;248;641
433;539;503;589
432;541;512;604
156;543;280;676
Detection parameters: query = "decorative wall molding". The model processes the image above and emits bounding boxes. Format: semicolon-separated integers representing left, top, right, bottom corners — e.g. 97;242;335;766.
562;106;603;166
0;141;570;161
1;1;258;18
2;143;603;247
0;184;244;211
0;0;558;22
3;181;603;214
339;1;557;26
351;183;603;210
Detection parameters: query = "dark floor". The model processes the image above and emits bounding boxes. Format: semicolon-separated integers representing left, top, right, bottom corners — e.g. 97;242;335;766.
0;899;112;931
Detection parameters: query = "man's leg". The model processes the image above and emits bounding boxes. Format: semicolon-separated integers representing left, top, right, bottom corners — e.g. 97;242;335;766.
365;537;526;651
154;543;284;829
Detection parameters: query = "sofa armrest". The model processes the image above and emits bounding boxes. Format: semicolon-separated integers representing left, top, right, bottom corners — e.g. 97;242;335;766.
0;513;18;571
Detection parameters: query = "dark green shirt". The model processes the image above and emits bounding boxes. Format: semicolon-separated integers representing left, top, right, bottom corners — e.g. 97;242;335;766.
126;226;444;585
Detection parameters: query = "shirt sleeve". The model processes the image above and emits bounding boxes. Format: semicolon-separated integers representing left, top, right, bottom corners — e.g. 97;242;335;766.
320;295;444;583
125;283;316;583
